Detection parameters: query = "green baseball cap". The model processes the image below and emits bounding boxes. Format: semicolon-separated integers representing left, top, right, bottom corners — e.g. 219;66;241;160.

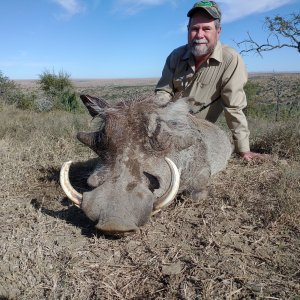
187;1;221;20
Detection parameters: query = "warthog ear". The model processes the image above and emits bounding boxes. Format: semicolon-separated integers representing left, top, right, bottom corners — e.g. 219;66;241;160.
80;94;109;117
77;131;102;153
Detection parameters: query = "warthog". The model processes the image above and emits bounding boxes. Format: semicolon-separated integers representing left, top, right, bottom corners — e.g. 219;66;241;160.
60;94;232;234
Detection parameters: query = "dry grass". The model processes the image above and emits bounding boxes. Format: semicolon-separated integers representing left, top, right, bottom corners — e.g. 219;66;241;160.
0;78;300;299
249;119;300;160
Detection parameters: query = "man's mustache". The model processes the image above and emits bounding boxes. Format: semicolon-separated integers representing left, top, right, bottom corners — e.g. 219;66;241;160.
193;39;208;45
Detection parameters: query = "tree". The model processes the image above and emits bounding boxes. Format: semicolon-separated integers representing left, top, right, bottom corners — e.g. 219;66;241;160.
236;13;300;55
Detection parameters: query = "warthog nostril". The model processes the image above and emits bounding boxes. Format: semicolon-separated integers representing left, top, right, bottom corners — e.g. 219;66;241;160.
143;172;160;192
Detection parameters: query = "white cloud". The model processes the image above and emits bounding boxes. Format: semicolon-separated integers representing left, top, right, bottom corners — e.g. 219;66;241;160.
218;0;296;23
113;0;177;15
113;0;296;22
52;0;86;18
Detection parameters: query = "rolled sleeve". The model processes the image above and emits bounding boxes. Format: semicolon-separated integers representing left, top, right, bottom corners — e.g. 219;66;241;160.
221;53;250;153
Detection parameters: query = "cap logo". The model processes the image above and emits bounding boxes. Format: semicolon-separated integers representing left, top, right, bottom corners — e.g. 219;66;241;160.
195;1;213;7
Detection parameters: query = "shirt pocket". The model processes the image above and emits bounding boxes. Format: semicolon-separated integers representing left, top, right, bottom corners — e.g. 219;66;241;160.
196;65;222;101
198;66;213;85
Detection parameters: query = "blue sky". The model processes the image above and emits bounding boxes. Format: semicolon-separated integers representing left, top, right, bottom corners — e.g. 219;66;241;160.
1;0;299;79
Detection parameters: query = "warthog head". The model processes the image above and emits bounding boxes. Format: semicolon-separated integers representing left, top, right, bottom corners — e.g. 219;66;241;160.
60;94;232;234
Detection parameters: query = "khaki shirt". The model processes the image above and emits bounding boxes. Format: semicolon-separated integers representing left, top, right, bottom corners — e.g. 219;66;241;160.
155;41;250;153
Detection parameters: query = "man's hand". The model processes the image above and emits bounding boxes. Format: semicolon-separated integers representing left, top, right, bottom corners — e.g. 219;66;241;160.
239;151;270;161
153;93;172;107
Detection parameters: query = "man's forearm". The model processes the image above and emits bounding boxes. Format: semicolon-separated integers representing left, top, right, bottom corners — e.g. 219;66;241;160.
223;108;250;153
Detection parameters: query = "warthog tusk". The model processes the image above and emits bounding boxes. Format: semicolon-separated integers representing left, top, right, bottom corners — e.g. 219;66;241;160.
152;157;181;214
60;161;82;207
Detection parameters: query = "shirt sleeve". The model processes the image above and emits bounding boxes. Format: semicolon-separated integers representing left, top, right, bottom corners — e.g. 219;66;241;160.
221;52;250;153
155;54;175;105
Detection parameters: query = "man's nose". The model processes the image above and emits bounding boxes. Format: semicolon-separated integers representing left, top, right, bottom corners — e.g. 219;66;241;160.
195;29;204;38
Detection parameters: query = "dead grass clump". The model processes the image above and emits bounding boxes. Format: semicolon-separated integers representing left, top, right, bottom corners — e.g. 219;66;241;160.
255;162;300;228
211;159;300;229
250;119;300;160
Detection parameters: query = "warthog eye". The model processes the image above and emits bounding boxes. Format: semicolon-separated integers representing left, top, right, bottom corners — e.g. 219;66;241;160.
143;172;160;192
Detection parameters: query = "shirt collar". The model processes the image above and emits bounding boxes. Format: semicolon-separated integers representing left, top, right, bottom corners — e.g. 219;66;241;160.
182;41;223;63
209;41;223;63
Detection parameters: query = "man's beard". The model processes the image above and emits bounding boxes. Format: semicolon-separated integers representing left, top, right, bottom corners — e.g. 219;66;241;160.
190;39;215;57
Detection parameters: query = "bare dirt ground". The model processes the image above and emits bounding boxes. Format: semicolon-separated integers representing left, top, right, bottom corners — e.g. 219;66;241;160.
0;78;299;299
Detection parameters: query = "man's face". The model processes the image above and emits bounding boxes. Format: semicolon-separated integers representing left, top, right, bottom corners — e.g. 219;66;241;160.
188;13;221;57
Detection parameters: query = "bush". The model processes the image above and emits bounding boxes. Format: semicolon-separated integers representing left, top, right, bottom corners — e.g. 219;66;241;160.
0;71;18;104
0;70;36;109
244;81;265;118
16;92;37;110
244;76;300;121
38;70;81;112
39;70;73;93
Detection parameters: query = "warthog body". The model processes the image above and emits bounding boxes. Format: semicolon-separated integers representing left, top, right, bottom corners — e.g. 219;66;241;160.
60;95;232;233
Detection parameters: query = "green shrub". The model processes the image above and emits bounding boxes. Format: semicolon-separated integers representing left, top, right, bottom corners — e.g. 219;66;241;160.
39;70;73;94
0;70;36;109
244;81;260;103
16;92;37;110
53;90;80;112
246;102;300;121
245;76;300;121
38;70;81;112
0;71;18;104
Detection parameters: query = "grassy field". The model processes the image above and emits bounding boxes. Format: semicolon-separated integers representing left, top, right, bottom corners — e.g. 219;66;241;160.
0;74;299;299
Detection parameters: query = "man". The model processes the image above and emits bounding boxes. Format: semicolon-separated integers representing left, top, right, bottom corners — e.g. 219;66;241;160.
155;1;265;161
